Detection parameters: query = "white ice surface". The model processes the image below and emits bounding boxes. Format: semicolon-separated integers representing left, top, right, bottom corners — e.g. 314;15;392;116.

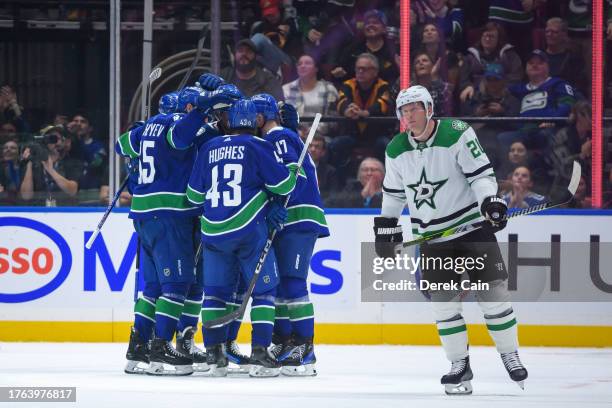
1;343;611;408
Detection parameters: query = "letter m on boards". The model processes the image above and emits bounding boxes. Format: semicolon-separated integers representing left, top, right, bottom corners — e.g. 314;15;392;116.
83;231;138;291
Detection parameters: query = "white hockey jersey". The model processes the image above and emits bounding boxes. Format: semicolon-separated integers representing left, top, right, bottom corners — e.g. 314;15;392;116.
381;119;498;240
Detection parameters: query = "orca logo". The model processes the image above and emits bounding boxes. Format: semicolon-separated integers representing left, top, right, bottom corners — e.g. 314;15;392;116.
0;217;72;303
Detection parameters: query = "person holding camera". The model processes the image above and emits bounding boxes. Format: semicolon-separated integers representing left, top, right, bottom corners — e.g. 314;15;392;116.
19;125;82;206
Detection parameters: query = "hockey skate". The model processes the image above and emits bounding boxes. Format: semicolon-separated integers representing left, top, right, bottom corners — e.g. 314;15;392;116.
249;344;281;377
205;343;229;377
501;351;528;389
176;326;209;372
226;340;251;374
269;334;295;362
124;327;150;374
147;337;194;376
281;337;317;377
441;356;473;395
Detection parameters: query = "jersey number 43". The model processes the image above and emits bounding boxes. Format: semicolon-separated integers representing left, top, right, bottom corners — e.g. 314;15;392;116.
206;164;242;208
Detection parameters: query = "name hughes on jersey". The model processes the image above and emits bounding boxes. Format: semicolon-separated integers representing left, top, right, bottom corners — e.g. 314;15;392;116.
209;145;245;164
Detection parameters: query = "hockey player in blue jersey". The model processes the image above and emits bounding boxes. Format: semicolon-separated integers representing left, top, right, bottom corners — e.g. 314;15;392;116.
251;94;329;376
186;98;297;377
117;86;230;376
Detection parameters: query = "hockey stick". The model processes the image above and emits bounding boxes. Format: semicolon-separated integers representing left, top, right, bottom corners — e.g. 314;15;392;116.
176;24;208;91
87;68;161;248
144;67;163;120
202;113;322;329
86;175;130;249
399;161;582;249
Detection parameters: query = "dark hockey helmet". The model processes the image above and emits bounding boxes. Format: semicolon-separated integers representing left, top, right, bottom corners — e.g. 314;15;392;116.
158;91;178;114
251;93;280;123
228;98;257;130
177;86;201;112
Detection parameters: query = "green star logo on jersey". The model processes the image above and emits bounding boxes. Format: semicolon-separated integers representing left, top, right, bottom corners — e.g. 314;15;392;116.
407;168;448;209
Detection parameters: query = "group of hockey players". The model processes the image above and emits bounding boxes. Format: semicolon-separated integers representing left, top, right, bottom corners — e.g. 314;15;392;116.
117;72;328;378
116;70;528;393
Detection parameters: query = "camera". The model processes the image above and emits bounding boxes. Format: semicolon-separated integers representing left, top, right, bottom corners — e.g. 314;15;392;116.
25;126;63;163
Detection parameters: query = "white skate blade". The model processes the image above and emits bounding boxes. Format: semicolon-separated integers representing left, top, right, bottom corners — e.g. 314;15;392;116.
124;360;148;374
249;364;280;378
193;362;211;372
146;361;193;376
202;364;228;377
228;363;251;375
444;380;473;395
281;363;317;377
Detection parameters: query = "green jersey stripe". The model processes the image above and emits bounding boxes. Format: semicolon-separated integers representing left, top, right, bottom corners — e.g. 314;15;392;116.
201;191;267;236
118;131;139;158
131;192;194;212
285;204;328;227
265;171;297;195
186;185;205;205
489;6;533;23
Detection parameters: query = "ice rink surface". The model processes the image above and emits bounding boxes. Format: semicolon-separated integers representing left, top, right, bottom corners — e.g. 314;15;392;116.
1;343;611;408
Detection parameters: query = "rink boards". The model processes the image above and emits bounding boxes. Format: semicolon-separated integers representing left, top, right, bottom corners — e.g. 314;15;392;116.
0;208;611;346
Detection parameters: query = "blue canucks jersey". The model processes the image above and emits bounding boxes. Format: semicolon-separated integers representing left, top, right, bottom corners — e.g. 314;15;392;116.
166;109;221;150
509;77;576;118
264;126;329;238
115;112;200;219
186;134;297;242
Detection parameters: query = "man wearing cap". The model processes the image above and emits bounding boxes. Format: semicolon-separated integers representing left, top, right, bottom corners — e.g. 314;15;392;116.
220;39;284;101
461;63;520;166
332;9;398;84
496;49;576;154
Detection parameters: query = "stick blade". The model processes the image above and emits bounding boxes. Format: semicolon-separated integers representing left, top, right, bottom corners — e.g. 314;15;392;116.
202;310;242;329
149;67;162;82
567;161;582;196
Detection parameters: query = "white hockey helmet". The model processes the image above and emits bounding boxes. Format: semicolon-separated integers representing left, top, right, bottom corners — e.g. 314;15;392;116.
395;85;434;121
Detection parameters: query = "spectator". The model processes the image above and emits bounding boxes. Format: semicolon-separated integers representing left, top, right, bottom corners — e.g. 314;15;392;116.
546;100;592;194
0;121;18;144
417;23;462;90
411;52;453;116
66;113;107;192
564;0;612;90
497;49;576;154
411;0;465;52
250;0;302;60
220;38;284;100
0;85;29;137
488;0;546;60
567;176;592;208
331;9;399;85
332;53;393;165
543;17;587;96
0;138;22;204
297;1;355;74
20;125;82;206
308;134;340;201
497;140;547;194
282;54;339;136
458;21;523;103
461;63;520;164
326;157;384;208
502;165;547;209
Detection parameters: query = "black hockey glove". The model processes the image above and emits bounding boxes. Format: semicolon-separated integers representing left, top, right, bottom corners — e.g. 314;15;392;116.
481;196;508;232
373;217;403;259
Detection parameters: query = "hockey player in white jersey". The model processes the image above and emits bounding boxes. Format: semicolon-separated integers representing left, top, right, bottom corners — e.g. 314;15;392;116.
374;85;528;394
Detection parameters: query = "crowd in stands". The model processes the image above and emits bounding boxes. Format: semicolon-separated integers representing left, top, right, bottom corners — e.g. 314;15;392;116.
2;0;612;208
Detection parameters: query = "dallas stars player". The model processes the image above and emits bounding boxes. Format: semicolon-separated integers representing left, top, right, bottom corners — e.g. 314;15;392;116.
374;85;528;394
